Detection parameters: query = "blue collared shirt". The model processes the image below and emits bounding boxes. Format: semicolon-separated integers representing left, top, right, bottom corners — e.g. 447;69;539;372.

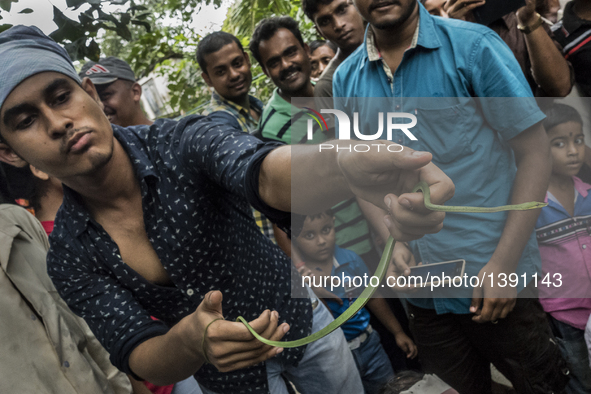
46;117;312;394
333;3;545;314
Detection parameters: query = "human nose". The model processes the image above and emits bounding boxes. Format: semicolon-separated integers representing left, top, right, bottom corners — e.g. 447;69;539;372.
44;108;73;139
567;141;579;156
334;16;346;32
280;56;292;70
229;67;241;81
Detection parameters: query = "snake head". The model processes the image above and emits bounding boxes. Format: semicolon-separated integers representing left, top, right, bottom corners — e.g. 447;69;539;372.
522;201;548;210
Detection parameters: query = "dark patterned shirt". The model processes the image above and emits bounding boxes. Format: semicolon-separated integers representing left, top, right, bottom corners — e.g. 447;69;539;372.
47;115;312;394
202;92;277;244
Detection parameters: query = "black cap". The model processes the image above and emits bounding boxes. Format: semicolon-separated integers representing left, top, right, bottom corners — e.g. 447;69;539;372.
79;56;136;85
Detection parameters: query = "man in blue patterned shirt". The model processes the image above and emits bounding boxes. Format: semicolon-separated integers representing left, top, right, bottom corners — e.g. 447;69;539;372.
0;26;454;394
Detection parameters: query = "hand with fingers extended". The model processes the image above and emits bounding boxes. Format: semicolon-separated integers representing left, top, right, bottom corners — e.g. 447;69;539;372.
469;264;518;324
196;291;289;373
337;147;455;242
444;0;485;21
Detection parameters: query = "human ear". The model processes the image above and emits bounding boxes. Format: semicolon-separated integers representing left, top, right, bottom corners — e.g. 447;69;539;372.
0;143;28;168
81;77;102;106
131;82;143;103
29;165;50;181
82;78;105;111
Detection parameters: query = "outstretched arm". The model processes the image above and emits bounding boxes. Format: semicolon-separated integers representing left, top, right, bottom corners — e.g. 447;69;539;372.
259;142;455;241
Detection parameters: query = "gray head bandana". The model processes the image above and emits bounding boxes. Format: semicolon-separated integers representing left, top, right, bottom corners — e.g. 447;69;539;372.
0;25;80;110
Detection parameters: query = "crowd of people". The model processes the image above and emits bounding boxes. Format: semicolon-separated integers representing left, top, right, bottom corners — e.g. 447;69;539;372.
0;0;591;393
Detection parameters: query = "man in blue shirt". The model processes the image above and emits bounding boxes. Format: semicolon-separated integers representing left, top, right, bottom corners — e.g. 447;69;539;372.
0;26;454;394
333;0;569;392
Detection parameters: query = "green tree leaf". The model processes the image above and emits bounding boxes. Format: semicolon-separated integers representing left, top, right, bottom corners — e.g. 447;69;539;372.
86;39;101;61
0;23;12;33
66;0;89;9
18;8;34;14
0;0;17;12
49;6;86;43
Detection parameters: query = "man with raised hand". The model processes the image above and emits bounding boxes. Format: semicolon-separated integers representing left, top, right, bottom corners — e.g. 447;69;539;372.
0;25;453;394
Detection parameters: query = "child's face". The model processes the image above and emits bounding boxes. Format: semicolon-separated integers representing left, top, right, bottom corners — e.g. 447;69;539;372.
295;213;336;263
548;121;585;178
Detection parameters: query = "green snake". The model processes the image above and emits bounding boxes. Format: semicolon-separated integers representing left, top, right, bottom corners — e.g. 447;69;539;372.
236;181;547;348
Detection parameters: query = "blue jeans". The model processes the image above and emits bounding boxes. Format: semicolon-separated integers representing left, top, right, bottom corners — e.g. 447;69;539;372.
199;300;363;394
548;315;591;394
351;329;394;394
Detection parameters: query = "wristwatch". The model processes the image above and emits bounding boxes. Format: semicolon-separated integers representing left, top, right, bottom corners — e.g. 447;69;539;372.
517;13;544;35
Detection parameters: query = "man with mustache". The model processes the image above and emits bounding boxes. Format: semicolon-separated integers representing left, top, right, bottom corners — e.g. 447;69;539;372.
250;17;326;145
80;57;153;128
332;0;570;393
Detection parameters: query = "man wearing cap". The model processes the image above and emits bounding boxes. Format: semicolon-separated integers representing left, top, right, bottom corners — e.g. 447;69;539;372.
0;25;454;394
80;57;152;127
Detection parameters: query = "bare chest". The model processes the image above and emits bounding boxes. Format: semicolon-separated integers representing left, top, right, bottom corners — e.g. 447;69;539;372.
99;214;173;286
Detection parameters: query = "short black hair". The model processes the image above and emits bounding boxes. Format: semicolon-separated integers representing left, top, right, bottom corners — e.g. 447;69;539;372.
543;103;583;133
302;0;336;21
309;39;337;55
305;208;334;223
197;31;244;74
249;16;306;66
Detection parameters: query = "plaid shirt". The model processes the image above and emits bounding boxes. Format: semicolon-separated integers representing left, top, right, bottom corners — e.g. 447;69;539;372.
203;92;276;243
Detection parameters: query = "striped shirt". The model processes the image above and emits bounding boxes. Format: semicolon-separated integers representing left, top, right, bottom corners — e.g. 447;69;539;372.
552;2;591;96
535;176;591;330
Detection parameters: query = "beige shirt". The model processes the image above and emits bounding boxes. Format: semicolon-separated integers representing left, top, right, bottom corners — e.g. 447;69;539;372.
0;204;131;394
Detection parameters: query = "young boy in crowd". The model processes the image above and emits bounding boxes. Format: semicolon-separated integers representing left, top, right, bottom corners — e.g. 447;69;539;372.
294;210;417;394
535;103;591;393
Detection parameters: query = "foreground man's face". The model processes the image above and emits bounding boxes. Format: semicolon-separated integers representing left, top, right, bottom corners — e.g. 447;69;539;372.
0;72;114;181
